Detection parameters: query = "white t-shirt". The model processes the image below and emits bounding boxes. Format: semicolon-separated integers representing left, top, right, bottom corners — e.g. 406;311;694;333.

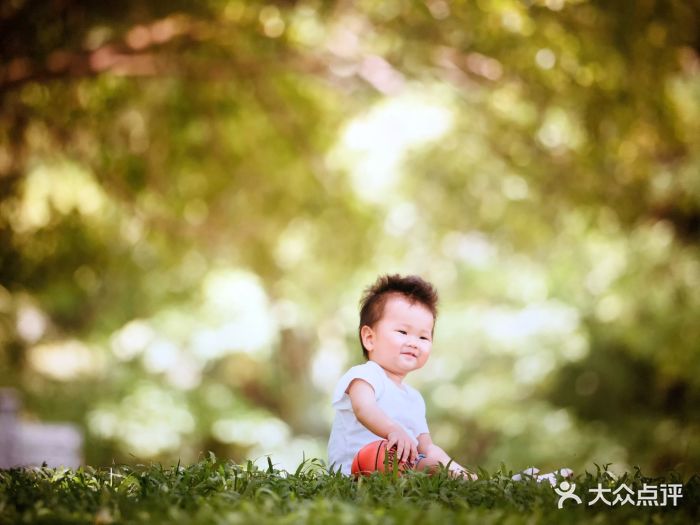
327;360;430;475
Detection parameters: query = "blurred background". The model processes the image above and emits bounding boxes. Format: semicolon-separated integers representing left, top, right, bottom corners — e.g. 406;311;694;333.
1;0;699;477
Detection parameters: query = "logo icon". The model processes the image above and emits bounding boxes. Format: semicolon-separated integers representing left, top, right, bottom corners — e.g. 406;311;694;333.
555;480;582;509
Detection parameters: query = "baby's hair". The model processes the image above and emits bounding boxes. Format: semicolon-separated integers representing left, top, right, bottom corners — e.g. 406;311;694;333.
358;274;438;359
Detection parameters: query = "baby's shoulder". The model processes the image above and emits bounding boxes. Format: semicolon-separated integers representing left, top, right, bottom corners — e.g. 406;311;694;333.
343;360;385;377
332;361;389;403
336;360;387;387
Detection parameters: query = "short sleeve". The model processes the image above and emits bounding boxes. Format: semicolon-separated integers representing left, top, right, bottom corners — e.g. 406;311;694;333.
332;362;386;409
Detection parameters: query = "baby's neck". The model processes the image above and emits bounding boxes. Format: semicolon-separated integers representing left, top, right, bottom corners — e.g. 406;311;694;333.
371;361;406;388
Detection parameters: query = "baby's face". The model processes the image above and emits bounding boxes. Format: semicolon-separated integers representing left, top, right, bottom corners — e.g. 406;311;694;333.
363;294;434;379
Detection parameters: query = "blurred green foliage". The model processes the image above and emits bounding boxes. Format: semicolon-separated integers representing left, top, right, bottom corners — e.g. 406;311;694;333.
0;0;699;476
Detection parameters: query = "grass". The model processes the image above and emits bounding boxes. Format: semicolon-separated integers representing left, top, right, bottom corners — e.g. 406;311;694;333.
1;453;698;524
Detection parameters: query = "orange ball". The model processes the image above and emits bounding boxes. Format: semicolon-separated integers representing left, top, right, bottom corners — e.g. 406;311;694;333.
350;439;409;477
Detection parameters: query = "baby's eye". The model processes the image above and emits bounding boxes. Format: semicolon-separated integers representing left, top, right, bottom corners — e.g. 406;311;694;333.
420;336;430;341
397;330;407;335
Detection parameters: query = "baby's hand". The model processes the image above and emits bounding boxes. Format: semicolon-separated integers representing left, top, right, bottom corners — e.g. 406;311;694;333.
386;426;417;464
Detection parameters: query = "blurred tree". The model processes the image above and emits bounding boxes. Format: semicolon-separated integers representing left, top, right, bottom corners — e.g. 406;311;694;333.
0;0;698;475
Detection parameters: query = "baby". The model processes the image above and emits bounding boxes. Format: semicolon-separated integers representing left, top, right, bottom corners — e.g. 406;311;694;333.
327;274;572;483
327;274;476;478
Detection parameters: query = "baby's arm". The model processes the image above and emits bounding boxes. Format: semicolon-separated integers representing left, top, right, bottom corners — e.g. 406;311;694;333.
417;433;478;480
347;379;419;464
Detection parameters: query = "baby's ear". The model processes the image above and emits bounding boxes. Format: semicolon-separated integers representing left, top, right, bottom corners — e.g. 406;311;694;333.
360;325;374;351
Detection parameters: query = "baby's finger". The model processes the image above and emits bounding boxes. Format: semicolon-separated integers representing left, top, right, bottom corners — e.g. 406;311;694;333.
395;443;404;464
393;441;402;461
402;444;412;464
400;443;410;463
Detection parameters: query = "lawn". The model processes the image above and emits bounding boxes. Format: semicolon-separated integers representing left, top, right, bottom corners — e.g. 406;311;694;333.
1;454;697;524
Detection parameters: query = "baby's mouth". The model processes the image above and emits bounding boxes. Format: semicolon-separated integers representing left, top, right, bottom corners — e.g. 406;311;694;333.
401;351;418;359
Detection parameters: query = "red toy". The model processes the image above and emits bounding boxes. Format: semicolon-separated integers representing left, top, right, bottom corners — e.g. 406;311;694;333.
351;439;409;476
